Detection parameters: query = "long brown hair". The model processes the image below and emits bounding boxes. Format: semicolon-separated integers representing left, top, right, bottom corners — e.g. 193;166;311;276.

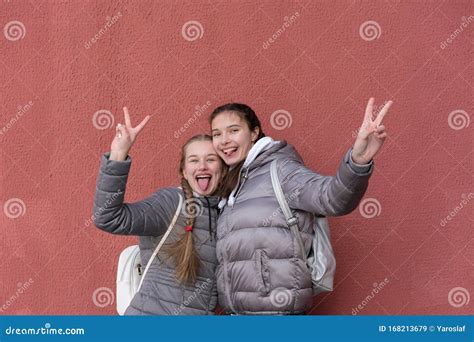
161;134;218;285
209;103;265;198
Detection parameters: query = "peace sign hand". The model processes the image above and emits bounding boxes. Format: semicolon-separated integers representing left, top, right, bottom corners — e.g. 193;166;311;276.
351;98;393;164
110;107;151;161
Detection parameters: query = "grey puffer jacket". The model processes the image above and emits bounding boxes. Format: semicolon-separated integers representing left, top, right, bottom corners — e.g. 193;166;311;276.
93;152;220;315
216;141;373;314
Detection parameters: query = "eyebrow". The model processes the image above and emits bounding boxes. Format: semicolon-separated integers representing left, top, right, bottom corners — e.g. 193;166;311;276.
211;124;241;132
187;153;219;159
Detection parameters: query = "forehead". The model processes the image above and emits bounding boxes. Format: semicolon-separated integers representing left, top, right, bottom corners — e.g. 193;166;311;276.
185;140;215;156
212;111;243;128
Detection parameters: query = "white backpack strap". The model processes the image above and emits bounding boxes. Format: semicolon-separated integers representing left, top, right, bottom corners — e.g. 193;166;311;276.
270;160;306;261
136;192;183;292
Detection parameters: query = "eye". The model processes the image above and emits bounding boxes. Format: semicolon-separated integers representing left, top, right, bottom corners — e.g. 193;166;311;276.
188;159;198;163
212;132;221;138
231;128;239;133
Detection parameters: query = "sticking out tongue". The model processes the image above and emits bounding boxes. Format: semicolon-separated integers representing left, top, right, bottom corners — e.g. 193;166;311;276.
197;177;211;192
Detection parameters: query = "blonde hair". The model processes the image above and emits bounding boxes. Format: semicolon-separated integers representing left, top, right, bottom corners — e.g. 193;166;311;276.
161;134;218;284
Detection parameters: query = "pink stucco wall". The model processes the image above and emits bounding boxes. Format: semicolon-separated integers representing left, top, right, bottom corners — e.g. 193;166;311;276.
0;0;472;315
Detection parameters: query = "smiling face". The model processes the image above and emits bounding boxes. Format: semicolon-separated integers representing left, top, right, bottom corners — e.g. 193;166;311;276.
211;111;259;167
181;140;223;196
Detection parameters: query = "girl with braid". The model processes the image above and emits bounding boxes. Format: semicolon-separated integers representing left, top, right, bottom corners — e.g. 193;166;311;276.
93;107;225;315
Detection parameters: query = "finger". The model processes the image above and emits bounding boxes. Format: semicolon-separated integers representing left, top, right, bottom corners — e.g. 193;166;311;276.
373;124;386;133
364;97;375;122
375;132;387;139
123;107;132;128
374;100;393;126
135;115;151;134
116;123;126;138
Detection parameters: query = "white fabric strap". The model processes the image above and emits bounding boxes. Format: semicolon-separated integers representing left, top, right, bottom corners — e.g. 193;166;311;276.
136;193;183;292
270;160;306;261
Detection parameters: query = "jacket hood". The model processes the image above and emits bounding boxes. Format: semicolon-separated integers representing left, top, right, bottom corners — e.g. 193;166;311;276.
246;140;303;172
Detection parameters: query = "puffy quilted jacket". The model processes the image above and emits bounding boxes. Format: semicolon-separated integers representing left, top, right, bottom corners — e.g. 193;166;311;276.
93;152;220;315
216;141;373;314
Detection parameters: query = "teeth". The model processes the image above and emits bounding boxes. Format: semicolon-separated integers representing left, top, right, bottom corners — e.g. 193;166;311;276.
196;175;211;179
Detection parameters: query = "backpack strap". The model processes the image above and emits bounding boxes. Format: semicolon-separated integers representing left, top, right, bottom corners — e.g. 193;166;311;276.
136;192;183;292
270;160;307;262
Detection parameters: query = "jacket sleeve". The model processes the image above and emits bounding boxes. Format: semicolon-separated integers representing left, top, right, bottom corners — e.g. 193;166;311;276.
280;147;373;217
92;152;175;236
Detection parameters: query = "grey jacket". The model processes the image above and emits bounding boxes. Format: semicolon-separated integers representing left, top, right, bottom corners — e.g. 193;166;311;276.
93;152;220;315
216;141;373;314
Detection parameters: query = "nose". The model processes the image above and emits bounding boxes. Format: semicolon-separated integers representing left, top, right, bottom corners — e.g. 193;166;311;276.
221;131;230;145
198;159;208;170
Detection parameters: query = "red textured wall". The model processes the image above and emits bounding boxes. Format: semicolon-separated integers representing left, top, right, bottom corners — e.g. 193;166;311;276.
1;0;472;315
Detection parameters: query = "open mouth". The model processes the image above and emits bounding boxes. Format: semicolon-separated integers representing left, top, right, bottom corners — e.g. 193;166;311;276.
196;174;212;192
222;147;238;158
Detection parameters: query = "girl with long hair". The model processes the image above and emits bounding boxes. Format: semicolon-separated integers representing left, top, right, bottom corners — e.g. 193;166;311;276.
210;99;392;314
93;107;225;315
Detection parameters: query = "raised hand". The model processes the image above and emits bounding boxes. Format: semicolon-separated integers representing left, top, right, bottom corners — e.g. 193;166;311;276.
352;98;393;164
110;107;151;161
